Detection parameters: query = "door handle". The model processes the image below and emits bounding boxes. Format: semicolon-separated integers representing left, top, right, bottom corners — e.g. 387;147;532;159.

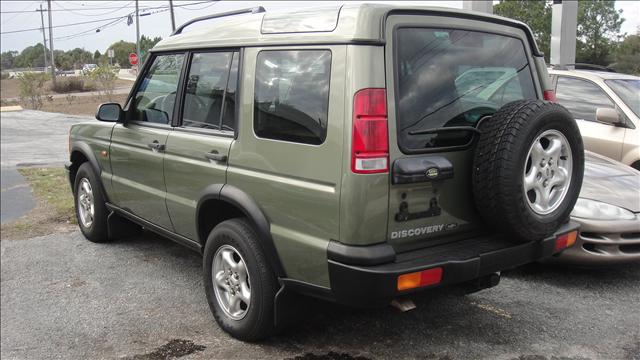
147;140;166;152
205;151;227;163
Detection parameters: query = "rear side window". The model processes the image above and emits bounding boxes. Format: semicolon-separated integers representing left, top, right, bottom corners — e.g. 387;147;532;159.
395;28;537;152
182;51;239;131
254;50;331;145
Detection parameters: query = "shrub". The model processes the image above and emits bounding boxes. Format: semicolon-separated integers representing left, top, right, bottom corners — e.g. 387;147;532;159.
86;64;119;101
17;71;49;110
51;77;92;93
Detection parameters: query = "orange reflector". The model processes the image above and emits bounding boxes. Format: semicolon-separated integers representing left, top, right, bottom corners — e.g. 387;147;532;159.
397;267;443;291
554;230;578;252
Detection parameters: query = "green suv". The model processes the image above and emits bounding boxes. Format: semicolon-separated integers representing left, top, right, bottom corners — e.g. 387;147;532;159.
67;4;584;341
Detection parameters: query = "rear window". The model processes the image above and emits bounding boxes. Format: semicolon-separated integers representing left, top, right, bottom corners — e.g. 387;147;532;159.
395;28;537;152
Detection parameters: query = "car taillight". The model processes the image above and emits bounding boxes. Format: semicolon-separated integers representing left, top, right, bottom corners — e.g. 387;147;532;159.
543;90;557;102
352;88;389;174
397;267;443;291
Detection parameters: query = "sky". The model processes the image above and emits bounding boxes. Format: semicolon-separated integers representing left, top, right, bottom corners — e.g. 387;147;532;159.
1;0;639;54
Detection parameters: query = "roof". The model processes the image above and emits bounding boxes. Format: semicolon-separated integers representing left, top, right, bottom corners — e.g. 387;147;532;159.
152;3;539;52
549;69;640;81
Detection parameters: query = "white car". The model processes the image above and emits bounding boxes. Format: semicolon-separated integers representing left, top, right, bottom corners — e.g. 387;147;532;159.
548;69;640;170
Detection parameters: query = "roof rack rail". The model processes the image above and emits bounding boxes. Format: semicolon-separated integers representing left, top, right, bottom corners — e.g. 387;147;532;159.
172;6;265;36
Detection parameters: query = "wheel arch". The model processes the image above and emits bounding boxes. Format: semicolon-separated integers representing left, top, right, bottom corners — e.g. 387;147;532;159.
196;184;286;278
69;143;105;197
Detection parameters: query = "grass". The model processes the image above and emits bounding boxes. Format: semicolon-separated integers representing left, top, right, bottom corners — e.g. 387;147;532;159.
1;167;76;240
1;77;133;99
40;94;129;116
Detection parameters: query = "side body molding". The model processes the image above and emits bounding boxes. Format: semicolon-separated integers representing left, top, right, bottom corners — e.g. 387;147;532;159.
195;184;287;278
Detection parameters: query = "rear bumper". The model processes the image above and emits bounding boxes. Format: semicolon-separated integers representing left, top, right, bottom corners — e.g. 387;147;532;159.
327;221;579;306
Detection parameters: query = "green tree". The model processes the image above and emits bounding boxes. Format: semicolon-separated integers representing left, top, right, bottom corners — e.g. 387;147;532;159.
53;50;72;70
94;50;102;63
140;35;163;64
14;43;47;68
611;32;640;74
106;40;136;68
494;0;552;61
1;50;18;70
576;0;625;65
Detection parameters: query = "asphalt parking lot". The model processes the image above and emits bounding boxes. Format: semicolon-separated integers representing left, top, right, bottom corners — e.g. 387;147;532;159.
2;230;639;360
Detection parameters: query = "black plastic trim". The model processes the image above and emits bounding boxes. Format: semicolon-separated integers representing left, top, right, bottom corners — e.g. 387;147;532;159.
69;143;110;202
327;240;396;266
195;184;287;278
327;221;580;306
392;155;454;184
105;202;201;252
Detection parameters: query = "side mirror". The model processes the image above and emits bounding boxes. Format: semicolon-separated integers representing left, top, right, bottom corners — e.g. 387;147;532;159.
596;108;622;126
96;103;122;122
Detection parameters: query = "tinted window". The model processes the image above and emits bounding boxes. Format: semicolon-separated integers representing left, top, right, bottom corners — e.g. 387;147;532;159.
182;52;233;130
556;77;615;122
395;28;536;151
254;50;331;145
132;54;184;124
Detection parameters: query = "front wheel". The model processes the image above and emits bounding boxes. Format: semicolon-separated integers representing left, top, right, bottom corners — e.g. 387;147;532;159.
74;162;109;242
203;218;279;341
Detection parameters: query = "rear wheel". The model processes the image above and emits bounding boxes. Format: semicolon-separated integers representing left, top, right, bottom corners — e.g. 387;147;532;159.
203;218;278;341
473;100;584;242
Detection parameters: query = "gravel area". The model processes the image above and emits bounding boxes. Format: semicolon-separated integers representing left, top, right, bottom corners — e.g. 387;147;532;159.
1;231;638;360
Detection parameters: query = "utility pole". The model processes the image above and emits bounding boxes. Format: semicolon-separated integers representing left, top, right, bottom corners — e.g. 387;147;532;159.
135;0;141;67
169;0;176;32
47;0;56;86
36;5;48;72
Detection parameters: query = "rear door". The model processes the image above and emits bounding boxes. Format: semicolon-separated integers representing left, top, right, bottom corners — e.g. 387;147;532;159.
385;15;542;252
110;53;185;230
163;50;238;240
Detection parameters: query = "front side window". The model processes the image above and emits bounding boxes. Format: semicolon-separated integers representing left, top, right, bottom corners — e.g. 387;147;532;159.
395;28;536;151
556;77;615;122
605;79;639;118
131;54;185;124
182;52;234;130
254;50;331;145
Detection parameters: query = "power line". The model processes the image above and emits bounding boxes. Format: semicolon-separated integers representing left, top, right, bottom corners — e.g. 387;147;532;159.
0;1;213;13
0;1;214;35
0;15;125;34
53;1;217;42
54;1;134;17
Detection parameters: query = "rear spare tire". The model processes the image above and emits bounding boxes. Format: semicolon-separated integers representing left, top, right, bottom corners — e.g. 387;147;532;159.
473;100;584;242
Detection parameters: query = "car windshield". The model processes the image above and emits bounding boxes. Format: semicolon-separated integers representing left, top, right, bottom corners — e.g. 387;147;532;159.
395;28;537;151
605;79;640;118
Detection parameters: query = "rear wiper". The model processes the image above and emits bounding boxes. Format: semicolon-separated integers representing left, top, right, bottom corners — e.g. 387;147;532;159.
408;126;480;136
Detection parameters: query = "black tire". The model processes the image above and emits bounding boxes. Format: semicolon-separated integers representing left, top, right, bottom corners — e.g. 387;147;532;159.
203;218;279;341
74;162;109;242
473;100;584;242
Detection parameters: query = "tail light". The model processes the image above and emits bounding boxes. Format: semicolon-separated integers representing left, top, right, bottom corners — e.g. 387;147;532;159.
351;88;389;174
543;90;557;102
397;267;443;291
